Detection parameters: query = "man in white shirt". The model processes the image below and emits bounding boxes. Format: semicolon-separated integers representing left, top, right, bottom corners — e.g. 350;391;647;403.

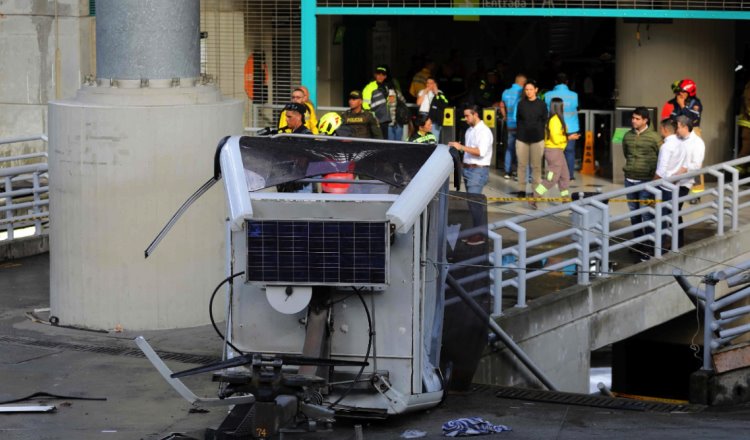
672;115;705;247
448;105;494;194
653;118;687;256
676;115;706;185
448;105;494;245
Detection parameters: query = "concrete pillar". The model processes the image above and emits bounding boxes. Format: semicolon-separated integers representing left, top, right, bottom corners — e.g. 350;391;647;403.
48;0;243;330
0;1;93;157
615;19;736;166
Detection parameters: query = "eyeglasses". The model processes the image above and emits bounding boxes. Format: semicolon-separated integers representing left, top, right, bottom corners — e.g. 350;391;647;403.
291;94;304;99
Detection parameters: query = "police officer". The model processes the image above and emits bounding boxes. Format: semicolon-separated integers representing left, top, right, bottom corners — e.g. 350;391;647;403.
409;114;438;144
341;90;383;139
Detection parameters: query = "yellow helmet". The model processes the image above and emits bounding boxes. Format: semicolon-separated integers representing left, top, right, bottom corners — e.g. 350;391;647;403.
318;112;342;136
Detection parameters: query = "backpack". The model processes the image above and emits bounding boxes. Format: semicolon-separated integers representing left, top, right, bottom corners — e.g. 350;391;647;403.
428;92;449;125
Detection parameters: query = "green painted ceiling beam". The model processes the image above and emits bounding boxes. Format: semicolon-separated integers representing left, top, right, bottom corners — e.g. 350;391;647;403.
316;6;750;20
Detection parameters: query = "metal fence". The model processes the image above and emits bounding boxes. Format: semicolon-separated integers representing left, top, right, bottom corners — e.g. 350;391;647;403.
676;258;750;372
0;135;50;241
481;155;750;318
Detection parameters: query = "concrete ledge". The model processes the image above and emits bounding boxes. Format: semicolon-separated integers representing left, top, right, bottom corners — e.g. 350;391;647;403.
475;225;750;392
0;234;49;261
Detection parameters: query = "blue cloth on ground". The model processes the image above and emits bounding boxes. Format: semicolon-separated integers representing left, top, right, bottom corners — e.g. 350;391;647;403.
442;417;511;437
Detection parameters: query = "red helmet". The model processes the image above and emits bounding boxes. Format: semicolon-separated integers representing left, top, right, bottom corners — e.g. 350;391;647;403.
679;78;697;97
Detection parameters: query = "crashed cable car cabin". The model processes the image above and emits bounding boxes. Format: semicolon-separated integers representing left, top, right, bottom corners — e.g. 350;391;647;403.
139;133;495;436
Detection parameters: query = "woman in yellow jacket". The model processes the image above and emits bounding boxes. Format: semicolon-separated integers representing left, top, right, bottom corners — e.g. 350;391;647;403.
532;98;580;206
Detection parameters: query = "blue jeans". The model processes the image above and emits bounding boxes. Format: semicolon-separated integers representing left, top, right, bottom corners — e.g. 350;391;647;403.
565;135;577;179
387;124;404;141
463;166;489;228
504;130;517;175
463;166;489;194
625;179;653;239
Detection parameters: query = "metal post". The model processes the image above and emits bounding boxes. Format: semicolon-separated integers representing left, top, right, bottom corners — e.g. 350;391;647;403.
713;169;725;235
489;230;503;317
572;205;590;285
32;172;42;235
730;166;739;231
703;277;717;371
4;176;13;240
590;199;609;278
301;0;317;105
224;218;235;361
511;224;527;308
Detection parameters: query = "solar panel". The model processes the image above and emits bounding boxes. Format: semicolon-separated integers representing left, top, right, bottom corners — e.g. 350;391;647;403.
246;220;389;286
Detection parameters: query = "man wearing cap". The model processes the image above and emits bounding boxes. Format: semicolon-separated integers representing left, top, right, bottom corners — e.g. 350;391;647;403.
362;65;407;141
341;90;383;139
283;102;312;135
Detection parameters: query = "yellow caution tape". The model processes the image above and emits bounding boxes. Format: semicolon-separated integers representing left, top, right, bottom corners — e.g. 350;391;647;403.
486;197;661;204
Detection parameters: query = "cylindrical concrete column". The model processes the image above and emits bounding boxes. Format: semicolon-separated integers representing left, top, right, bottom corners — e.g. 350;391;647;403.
615;19;735;166
48;0;243;330
96;0;200;81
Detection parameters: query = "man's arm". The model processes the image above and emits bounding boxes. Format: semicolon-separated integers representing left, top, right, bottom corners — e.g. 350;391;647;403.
448;127;492;156
368;112;384;139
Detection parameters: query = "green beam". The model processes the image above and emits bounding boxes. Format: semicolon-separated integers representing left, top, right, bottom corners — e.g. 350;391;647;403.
301;0;317;105
316;6;750;20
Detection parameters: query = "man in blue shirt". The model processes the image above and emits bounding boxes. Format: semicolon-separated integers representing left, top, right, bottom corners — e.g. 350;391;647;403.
545;73;580;180
499;73;526;179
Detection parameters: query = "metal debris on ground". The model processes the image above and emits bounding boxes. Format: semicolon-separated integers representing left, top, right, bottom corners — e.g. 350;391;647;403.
0;405;56;413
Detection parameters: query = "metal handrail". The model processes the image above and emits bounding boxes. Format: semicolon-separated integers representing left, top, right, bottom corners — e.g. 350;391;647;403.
484;154;750;318
1;135;49;241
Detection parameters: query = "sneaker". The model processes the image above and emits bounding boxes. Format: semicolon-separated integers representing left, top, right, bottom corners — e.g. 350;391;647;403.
504;173;511;179
690;197;700;205
639;254;651;262
466;234;486;246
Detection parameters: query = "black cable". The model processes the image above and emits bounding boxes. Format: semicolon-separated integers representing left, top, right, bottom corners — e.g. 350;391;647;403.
209;271;246;355
327;288;373;410
0;392;107;405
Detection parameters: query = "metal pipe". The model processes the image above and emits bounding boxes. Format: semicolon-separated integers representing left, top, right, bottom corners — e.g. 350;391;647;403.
673;270;707;301
0;135;47;146
718;322;750;340
445;274;557;391
488;230;503;318
703;281;717;370
719;305;750;320
708;169;725;235
571;204;590;285
712;284;750;311
716;259;750;283
589;199;610;278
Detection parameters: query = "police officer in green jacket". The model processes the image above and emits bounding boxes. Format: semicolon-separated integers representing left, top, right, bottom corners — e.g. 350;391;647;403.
409;114;438;144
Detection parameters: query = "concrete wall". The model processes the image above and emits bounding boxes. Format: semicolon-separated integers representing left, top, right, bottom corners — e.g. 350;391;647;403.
615;19;736;166
475;225;750;393
317;15;344;107
0;1;93;156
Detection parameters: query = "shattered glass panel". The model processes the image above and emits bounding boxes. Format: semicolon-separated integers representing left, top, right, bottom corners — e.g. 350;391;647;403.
238;135;437;191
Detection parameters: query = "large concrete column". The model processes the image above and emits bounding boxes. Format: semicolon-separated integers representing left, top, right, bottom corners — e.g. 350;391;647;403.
615;19;735;166
48;0;243;330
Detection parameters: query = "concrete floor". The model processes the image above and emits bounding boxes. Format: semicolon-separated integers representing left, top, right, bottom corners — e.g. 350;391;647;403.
4;253;750;439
